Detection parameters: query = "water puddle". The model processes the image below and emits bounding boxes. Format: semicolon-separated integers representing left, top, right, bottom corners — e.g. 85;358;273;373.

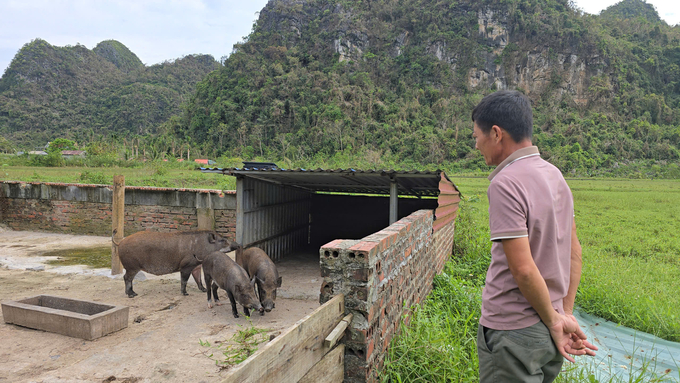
42;246;112;268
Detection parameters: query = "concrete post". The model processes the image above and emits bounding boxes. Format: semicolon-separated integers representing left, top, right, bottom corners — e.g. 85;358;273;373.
111;175;125;275
389;179;398;225
197;208;215;230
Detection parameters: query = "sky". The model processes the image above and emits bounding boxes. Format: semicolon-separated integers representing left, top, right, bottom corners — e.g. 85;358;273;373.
0;0;270;75
0;0;678;77
572;0;679;25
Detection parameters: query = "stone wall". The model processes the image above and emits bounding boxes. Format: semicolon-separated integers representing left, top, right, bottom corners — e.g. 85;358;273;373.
0;181;236;239
319;209;456;383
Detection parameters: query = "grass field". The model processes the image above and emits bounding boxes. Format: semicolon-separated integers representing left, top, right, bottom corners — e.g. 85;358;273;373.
0;163;236;190
381;176;680;382
454;177;680;342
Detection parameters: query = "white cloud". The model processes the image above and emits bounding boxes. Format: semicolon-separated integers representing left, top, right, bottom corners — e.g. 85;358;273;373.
0;0;269;73
572;0;680;25
2;0;678;76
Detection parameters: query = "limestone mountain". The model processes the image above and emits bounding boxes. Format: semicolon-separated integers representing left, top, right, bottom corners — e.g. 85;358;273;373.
0;39;219;147
93;40;144;73
173;0;680;174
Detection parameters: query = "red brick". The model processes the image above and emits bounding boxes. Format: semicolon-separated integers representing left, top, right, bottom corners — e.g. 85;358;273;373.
321;239;345;249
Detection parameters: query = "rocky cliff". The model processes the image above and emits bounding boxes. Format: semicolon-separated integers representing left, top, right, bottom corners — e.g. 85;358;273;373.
175;0;679;173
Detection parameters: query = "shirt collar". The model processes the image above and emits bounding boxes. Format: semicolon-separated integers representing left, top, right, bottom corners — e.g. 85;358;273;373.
488;146;541;181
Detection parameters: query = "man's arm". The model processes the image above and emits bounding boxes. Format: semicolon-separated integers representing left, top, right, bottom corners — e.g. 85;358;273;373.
502;237;559;326
502;237;596;362
563;218;581;315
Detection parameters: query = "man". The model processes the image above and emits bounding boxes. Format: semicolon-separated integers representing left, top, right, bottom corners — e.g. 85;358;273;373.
472;90;597;382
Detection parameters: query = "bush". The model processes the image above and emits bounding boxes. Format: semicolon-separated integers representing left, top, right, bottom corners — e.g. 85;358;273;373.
78;171;109;185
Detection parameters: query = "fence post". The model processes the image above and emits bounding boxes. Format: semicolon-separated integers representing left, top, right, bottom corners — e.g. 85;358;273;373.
111;175;125;275
389;178;398;224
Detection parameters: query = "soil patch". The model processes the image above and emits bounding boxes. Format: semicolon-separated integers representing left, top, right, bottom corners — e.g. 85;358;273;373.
0;230;321;383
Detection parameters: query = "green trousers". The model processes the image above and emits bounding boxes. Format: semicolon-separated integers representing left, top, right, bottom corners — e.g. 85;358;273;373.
477;321;564;383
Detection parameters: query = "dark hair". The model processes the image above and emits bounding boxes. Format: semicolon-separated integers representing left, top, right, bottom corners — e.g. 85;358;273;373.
471;90;533;143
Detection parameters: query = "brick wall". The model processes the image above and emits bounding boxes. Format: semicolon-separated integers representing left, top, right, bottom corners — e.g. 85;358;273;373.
0;181;236;240
320;209;456;383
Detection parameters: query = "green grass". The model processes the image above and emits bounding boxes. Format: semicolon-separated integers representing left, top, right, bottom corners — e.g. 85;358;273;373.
199;323;270;368
451;177;680;342
381;199;487;383
571;179;680;342
43;246;112;268
0;163;236;190
382;177;680;382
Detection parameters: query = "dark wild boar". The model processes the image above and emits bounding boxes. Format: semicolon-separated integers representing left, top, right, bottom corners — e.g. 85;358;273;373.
199;251;263;318
114;230;229;298
228;242;282;315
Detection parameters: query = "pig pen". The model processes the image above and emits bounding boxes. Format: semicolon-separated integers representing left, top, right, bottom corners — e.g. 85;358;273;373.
0;229;320;383
1;169;459;382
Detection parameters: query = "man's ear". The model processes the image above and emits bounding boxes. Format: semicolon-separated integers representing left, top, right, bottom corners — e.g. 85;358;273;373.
491;125;504;143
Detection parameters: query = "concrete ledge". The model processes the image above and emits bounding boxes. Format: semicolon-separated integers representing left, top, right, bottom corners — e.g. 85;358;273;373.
0;181;236;209
1;295;129;340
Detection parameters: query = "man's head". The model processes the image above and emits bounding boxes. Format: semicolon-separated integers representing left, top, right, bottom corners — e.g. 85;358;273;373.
471;90;533;166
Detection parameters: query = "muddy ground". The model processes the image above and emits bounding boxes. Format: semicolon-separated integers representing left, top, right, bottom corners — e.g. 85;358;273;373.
0;227;322;383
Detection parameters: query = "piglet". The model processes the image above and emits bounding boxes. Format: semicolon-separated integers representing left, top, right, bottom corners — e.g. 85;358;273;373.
198;251;263;318
227;242;282;315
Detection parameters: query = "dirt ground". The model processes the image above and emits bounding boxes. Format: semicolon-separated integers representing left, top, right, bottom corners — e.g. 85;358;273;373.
0;227;323;383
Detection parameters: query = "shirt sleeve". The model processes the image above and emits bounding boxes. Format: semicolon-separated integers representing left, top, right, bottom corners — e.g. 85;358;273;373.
488;177;528;242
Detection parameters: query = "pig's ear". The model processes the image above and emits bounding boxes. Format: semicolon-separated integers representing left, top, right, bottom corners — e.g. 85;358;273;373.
277;277;282;287
208;233;217;243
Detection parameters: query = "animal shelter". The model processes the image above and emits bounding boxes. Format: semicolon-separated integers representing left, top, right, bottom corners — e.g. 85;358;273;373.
201;162;458;261
202;163;460;382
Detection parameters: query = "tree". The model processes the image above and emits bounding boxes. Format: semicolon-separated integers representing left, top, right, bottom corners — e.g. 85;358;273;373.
0;136;15;153
47;138;76;153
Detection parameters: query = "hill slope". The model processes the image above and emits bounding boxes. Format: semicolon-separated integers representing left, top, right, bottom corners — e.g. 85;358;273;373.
172;0;680;174
0;39;219;147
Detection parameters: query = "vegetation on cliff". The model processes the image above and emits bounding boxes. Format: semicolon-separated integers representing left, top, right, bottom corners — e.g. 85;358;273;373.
169;0;680;176
1;0;679;177
0;39;219;148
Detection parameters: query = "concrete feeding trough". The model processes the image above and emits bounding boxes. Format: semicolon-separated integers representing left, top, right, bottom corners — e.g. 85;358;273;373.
1;295;128;340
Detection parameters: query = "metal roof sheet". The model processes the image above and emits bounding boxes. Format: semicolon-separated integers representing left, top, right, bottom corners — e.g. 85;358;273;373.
200;167;458;197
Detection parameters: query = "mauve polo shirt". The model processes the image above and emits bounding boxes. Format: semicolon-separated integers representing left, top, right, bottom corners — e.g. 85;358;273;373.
480;146;574;331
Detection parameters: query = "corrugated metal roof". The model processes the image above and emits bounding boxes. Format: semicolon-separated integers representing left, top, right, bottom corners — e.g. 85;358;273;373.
200;167;459;197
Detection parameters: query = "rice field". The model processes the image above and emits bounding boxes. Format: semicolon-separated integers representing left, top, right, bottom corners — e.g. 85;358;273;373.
381;176;680;382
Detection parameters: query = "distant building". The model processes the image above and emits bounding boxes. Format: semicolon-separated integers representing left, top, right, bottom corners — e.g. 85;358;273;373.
194;159;216;165
61;150;87;158
28;151;48;156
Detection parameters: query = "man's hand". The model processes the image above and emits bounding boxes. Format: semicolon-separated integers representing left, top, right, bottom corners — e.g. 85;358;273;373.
547;314;598;363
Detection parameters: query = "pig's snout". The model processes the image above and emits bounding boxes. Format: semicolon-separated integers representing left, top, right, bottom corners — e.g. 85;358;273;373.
251;302;264;313
263;300;275;312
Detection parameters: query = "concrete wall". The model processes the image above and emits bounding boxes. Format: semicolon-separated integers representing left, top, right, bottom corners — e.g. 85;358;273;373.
0;181;236;239
320;209;456;383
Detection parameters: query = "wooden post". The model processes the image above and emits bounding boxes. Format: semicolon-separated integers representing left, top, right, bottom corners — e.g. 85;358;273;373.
389;178;398;225
111;175;125;275
236;176;244;245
